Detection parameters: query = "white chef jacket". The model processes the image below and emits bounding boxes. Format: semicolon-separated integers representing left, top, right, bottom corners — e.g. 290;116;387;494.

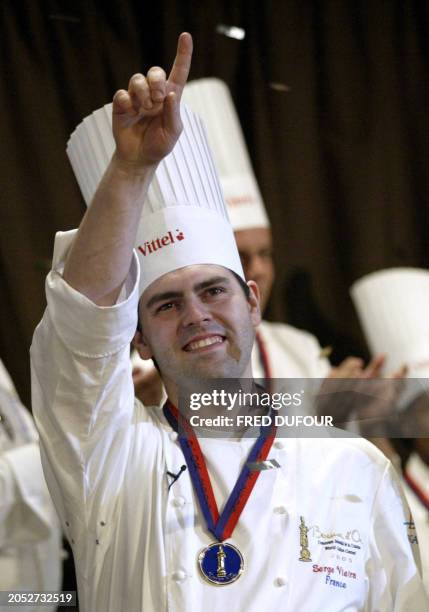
252;320;330;380
403;452;429;595
251;320;331;416
30;231;428;612
0;365;62;612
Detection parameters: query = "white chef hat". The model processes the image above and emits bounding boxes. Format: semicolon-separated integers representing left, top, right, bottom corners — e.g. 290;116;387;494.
67;103;244;295
182;78;270;232
351;268;429;408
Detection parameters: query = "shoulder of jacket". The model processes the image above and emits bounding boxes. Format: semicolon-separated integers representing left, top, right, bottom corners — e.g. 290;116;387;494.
259;320;321;347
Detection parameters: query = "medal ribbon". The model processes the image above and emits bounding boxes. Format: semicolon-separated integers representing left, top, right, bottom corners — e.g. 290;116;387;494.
255;331;272;394
404;470;429;512
163;400;276;541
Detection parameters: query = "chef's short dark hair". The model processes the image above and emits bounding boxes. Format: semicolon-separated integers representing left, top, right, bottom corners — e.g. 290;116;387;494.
232;271;251;299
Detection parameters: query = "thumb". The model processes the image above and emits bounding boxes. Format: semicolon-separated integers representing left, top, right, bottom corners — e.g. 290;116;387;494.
390;364;408;379
163;92;183;137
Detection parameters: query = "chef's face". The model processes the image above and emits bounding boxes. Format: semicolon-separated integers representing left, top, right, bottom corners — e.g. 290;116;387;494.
134;264;261;389
234;227;274;314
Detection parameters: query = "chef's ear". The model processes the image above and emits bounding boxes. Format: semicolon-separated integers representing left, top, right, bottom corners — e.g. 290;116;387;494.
133;326;153;360
247;280;261;327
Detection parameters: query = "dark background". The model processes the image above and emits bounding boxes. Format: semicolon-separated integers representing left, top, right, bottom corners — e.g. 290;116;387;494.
1;0;429;406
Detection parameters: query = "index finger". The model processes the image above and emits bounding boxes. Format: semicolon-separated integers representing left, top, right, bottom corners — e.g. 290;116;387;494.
167;32;193;97
362;353;385;379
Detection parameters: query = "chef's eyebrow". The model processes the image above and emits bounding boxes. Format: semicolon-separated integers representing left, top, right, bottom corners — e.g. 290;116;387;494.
144;276;231;310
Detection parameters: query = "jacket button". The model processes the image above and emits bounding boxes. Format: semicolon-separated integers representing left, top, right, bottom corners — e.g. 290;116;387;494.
172;496;186;508
274;441;284;449
169;431;178;442
172;570;187;582
273;506;287;515
274;576;287;587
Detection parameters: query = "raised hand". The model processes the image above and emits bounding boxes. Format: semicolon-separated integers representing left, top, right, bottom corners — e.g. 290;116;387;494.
317;353;407;429
112;32;193;166
63;33;193;306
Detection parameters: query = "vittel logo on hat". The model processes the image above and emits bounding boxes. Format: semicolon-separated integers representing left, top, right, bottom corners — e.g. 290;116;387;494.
137;229;185;257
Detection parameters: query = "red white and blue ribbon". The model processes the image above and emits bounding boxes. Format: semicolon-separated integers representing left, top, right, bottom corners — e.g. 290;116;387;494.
404;470;429;512
256;331;272;394
163;400;276;541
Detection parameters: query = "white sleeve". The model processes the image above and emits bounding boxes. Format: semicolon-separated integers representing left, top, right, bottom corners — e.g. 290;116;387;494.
30;230;141;562
367;462;429;611
0;443;55;547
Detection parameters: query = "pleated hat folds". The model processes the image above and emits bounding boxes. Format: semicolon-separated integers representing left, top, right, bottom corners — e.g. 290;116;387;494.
67;103;244;295
351;268;429;376
182;78;270;232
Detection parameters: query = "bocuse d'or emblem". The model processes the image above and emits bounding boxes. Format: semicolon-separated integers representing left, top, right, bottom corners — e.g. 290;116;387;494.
198;542;244;585
299;516;312;562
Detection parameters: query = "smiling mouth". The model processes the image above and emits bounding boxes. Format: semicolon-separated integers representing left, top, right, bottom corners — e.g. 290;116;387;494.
183;335;225;352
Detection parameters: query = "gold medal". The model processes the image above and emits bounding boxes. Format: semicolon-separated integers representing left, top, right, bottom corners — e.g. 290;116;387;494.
198;542;244;585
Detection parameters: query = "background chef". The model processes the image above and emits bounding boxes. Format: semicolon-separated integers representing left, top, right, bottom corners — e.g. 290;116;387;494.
31;33;428;612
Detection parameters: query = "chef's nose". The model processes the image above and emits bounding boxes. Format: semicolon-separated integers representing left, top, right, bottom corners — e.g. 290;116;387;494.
180;296;212;327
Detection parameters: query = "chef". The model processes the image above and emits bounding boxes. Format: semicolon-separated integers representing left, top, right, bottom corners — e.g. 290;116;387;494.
0;359;62;612
31;33;428;611
352;266;429;594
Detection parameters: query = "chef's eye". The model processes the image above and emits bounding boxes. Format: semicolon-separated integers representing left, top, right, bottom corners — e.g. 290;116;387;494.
206;286;225;296
259;249;273;260
157;302;175;313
